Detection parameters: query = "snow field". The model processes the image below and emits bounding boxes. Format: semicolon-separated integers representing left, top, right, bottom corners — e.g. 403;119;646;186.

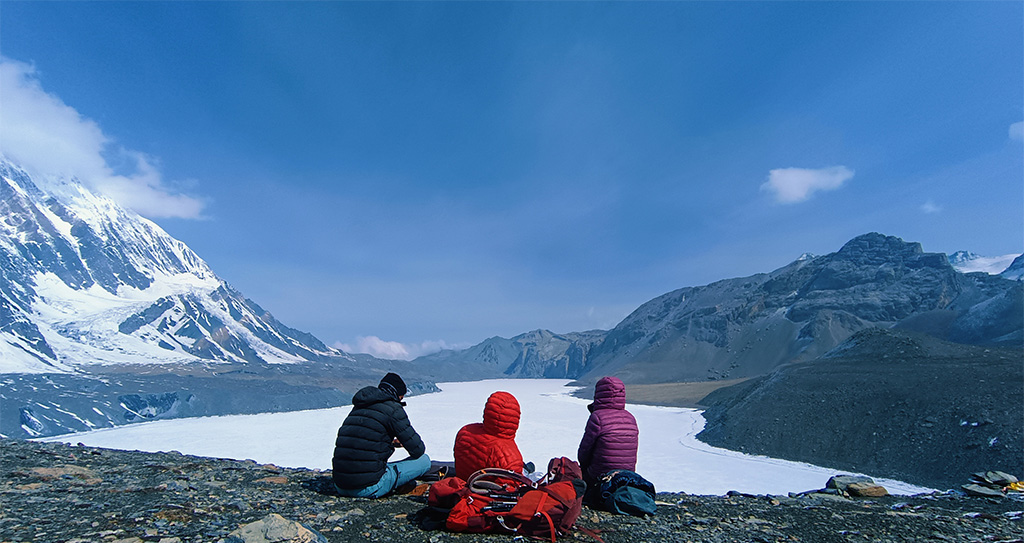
40;379;935;495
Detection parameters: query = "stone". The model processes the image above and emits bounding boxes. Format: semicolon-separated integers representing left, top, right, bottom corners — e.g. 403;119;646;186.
847;482;889;497
961;484;1004;498
326;508;365;523
972;471;1018;487
228;513;327;543
826;475;874;492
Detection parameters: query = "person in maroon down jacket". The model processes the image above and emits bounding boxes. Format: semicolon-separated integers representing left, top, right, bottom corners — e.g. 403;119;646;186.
577;376;639;491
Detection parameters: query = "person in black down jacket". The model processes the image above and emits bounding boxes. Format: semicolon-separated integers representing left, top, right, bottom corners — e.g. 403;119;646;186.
332;372;430;497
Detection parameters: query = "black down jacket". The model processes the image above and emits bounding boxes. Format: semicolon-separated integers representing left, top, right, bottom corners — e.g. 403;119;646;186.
331;386;426;490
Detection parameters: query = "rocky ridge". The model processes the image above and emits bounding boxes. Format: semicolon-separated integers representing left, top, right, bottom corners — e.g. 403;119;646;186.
3;439;1023;543
579;233;1022;384
411;234;1022;386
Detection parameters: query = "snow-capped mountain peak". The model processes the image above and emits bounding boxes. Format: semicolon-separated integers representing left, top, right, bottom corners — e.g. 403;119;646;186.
947;250;1022;275
0;158;343;373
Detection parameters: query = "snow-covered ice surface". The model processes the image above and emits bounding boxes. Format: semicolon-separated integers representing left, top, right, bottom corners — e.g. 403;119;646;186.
41;379;935;495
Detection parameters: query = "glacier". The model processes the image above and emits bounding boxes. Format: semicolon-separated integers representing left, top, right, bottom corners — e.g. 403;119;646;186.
41;379;936;496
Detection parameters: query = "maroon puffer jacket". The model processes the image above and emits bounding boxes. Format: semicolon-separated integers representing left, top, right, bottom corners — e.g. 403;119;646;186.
577;376;638;481
453;391;524;480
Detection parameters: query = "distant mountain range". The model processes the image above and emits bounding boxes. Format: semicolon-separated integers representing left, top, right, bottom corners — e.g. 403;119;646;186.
415;234;1022;385
1;156;1021;439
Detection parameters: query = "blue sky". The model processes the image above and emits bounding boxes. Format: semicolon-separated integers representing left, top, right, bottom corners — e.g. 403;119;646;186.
1;2;1021;359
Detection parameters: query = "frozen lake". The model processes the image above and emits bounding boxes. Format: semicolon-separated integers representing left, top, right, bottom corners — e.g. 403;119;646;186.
41;379;934;495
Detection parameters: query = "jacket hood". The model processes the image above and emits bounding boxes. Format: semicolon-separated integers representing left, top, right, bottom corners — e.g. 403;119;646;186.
589;376;626;412
352;385;400;408
482;391;520;439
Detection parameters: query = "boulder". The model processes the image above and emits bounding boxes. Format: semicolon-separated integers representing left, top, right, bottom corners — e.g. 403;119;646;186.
227;513;327;543
847;482;889;497
961;484;1005;499
971;471;1018;487
826;475;874;493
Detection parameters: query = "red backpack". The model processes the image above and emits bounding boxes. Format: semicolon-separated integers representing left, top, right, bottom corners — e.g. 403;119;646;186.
427;459;586;542
506;478;584;541
528;456;585;537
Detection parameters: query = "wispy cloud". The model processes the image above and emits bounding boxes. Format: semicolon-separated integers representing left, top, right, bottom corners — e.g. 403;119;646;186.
1010;121;1023;142
0;57;204;219
334;336;463;360
761;166;854;204
920;200;942;214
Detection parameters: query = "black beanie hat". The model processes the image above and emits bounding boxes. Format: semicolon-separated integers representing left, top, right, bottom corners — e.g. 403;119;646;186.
378;372;407;399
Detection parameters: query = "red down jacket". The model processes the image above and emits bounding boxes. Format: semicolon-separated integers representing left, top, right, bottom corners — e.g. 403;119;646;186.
453;391;524;480
577;376;639;482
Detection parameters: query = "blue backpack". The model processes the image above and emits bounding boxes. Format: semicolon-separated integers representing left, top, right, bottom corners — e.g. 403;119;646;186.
599;470;657;517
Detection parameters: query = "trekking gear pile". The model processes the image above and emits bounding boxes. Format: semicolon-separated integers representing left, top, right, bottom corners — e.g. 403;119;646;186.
422;457;586;542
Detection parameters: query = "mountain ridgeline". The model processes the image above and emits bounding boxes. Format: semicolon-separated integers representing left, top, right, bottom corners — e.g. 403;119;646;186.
412;233;1022;384
1;155;1021;459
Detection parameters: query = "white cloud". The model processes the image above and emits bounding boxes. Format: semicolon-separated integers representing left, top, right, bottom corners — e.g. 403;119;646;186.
334;336;464;360
0;57;204;219
1010;121;1024;142
920;200;942;214
761;166;854;204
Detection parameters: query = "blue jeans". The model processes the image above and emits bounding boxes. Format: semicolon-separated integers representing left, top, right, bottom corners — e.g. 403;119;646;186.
335;454;431;499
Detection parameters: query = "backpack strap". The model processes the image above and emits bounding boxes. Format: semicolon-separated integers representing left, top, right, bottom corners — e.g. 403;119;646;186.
467;468;536;496
532;493;557;542
538;510;556;543
576;526;606;543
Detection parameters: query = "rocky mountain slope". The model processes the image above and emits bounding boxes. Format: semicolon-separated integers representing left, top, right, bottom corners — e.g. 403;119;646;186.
0;159;347;371
417;233;1022;387
4;439;1023;543
697;327;1024;491
1001;254;1024;281
0;159;426;438
579;233;1021;383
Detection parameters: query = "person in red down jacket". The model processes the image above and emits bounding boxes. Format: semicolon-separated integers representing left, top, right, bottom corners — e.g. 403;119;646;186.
453;390;526;480
577;376;639;488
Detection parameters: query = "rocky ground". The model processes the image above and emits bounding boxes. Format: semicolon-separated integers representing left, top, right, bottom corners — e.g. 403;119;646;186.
3;439;1023;543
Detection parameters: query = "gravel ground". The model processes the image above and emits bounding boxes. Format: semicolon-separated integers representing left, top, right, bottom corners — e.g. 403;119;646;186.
3;439;1023;543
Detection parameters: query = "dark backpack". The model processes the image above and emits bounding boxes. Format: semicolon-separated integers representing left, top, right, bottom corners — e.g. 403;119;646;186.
599;470;657;517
